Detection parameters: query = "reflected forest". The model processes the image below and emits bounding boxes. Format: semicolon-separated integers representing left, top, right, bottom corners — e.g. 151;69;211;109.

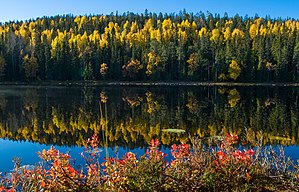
0;86;298;148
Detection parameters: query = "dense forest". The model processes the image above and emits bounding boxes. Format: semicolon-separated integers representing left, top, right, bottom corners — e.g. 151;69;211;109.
1;11;299;82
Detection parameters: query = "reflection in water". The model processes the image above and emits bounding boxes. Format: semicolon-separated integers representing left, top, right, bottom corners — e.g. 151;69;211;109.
0;86;298;148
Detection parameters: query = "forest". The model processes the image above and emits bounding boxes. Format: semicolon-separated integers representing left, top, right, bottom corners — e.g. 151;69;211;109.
0;11;299;82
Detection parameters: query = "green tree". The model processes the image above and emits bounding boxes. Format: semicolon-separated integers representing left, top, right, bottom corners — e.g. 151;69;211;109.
23;54;38;80
82;62;94;80
0;55;6;79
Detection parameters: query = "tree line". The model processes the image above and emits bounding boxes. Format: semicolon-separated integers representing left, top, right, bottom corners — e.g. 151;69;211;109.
1;11;299;82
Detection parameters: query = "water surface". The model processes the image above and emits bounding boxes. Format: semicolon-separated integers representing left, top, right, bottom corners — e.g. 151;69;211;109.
0;85;298;172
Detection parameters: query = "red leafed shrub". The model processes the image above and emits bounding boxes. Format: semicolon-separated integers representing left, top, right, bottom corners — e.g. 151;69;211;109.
1;133;299;191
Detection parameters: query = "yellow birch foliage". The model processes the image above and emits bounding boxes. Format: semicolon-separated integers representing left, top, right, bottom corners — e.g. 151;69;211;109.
228;60;241;81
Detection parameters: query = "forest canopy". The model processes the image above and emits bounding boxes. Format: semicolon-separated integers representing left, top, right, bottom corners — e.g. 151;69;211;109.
0;11;299;82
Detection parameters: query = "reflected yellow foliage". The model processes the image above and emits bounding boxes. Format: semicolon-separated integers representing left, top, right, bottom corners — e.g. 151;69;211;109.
227;89;240;108
0;88;297;149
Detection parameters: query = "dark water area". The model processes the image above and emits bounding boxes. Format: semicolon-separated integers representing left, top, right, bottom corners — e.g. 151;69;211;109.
0;85;298;172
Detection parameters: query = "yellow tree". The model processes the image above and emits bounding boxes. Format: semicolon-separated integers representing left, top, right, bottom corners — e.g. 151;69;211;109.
249;23;258;39
51;30;66;57
79;31;88;52
187;53;199;76
100;63;108;78
100;34;109;49
18;23;30;41
228;60;241;81
231;29;244;38
122;59;143;78
210;28;220;43
78;16;87;31
146;51;161;76
198;27;207;38
223;27;231;41
162;18;173;42
41;29;53;44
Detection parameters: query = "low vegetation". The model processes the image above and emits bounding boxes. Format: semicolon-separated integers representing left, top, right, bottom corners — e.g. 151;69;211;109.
1;133;299;191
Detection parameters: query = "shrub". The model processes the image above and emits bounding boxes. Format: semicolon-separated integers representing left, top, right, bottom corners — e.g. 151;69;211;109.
1;133;299;191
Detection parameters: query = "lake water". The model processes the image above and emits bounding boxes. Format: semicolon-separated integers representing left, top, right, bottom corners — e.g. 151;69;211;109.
0;85;298;172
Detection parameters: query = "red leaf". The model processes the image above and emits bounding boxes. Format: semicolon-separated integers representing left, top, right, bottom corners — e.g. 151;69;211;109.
54;161;60;167
41;181;46;188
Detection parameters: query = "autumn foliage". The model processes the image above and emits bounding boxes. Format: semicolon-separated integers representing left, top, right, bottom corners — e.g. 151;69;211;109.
1;133;299;191
1;12;299;82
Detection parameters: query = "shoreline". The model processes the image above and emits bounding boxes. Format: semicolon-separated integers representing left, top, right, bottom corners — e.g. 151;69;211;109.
0;81;299;87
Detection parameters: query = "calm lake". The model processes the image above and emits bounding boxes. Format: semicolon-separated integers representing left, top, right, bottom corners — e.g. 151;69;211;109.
0;85;299;172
